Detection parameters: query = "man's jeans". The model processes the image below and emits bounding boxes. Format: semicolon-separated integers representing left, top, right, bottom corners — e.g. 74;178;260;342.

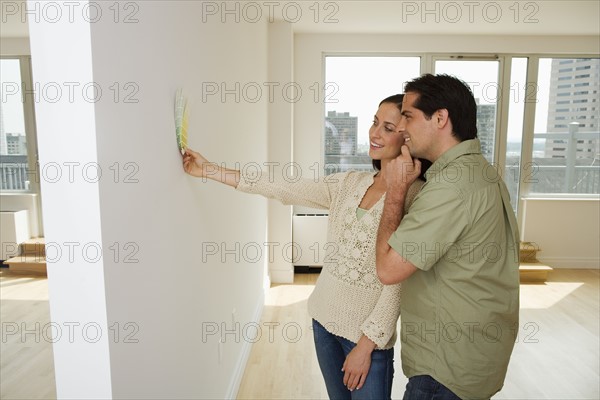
403;375;462;400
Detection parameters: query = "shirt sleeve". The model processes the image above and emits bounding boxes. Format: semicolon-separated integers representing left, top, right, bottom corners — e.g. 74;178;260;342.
235;169;346;210
388;182;470;271
360;179;425;348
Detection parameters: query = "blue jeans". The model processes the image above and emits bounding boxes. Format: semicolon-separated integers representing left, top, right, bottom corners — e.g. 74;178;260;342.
312;319;394;400
403;375;462;400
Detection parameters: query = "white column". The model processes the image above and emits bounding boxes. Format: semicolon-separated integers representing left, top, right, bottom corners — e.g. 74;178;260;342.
27;1;112;398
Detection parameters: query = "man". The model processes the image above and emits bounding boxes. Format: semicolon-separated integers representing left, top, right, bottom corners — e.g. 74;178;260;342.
376;74;520;399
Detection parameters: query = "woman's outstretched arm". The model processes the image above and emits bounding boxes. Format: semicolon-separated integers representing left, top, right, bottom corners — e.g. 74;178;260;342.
182;147;240;188
182;147;339;210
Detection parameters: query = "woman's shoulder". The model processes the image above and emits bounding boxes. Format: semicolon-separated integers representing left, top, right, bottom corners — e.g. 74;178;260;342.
320;169;374;184
337;169;376;182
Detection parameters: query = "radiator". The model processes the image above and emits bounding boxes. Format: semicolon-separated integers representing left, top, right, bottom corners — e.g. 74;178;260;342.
292;214;328;267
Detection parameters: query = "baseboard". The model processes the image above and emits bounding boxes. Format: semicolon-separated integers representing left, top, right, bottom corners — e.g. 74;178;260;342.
226;289;265;399
537;257;600;269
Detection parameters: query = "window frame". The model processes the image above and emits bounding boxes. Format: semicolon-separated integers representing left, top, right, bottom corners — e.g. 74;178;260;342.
319;52;600;227
519;54;600;202
321;53;599;187
1;55;40;195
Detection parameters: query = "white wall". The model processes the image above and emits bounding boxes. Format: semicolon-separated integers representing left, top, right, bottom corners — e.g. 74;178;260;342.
28;1;269;398
0;193;40;238
521;198;600;268
28;4;112;396
266;21;295;283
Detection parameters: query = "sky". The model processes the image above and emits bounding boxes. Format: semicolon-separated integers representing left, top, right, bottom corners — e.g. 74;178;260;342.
325;56;552;146
324;56;420;146
1;59;25;135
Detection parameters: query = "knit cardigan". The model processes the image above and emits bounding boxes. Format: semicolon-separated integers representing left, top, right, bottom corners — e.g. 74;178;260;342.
236;169;423;349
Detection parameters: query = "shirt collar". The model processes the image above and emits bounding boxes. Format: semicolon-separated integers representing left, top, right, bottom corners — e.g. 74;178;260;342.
425;139;482;180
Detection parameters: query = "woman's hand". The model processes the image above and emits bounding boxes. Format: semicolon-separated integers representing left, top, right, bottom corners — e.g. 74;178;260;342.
182;148;212;178
342;336;376;391
182;147;241;187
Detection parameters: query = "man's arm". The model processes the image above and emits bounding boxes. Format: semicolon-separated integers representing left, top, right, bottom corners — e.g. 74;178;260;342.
376;187;418;284
376;147;420;285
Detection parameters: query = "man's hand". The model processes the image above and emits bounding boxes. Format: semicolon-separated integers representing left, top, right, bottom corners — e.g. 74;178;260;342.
384;145;421;193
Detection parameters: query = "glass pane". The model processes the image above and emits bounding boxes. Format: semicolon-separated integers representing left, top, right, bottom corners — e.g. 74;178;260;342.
531;58;599;194
435;60;500;163
1;59;29;191
324;56;421;173
505;58;528;211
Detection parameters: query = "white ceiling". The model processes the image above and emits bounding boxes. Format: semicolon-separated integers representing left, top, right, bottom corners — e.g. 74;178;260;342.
1;1;599;38
291;0;600;36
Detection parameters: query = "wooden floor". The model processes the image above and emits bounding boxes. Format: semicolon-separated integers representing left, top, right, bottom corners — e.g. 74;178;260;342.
1;268;599;399
0;270;56;400
237;269;600;399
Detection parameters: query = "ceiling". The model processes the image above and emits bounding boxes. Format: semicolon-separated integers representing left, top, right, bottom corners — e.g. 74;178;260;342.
1;1;599;38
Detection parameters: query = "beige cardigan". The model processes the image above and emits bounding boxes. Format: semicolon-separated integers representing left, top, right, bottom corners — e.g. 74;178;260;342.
237;169;423;349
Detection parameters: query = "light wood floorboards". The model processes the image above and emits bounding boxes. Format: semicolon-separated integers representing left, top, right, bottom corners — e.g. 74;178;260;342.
236;269;600;399
1;269;598;399
0;271;56;399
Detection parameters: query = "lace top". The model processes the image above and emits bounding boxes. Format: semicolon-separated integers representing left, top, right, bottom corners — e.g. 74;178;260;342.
236;169;423;349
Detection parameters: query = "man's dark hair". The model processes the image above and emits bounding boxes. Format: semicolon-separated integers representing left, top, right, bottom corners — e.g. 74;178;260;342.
404;73;478;142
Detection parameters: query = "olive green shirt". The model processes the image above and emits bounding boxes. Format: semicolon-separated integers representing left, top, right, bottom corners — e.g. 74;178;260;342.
389;139;520;399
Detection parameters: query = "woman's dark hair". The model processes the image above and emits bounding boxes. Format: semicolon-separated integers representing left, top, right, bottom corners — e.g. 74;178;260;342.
403;73;478;142
372;94;432;181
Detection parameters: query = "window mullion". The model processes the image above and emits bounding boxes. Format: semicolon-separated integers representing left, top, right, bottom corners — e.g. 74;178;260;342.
517;55;540;228
495;56;510;168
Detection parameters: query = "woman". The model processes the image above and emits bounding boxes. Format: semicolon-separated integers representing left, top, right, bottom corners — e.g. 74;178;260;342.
182;95;428;399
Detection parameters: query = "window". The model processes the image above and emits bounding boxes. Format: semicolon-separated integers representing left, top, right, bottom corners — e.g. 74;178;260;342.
323;56;420;174
434;59;500;163
503;57;528;211
1;57;37;192
531;58;600;194
320;54;599;202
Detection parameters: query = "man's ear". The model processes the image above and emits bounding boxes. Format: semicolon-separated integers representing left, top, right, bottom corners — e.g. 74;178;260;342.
435;109;450;129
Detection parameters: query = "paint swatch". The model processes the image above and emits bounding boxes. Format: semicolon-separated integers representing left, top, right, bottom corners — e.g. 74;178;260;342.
175;88;189;155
